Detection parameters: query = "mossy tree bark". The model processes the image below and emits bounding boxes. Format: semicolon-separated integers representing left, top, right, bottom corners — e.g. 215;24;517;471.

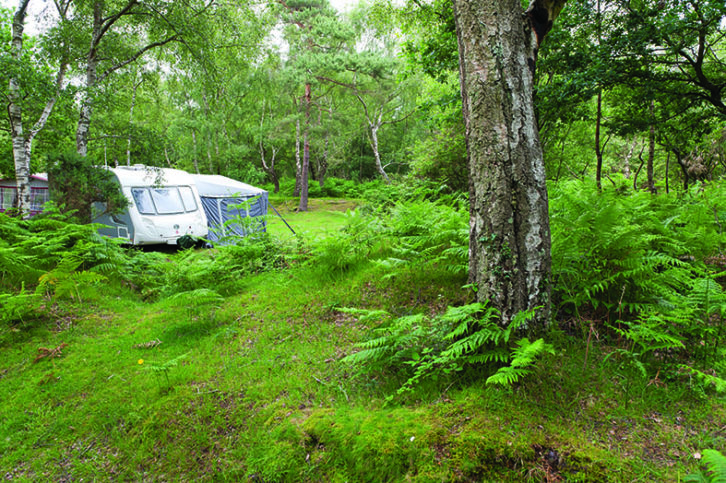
453;0;567;328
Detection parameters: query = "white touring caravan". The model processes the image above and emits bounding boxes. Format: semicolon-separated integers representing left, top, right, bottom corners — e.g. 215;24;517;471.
93;165;208;245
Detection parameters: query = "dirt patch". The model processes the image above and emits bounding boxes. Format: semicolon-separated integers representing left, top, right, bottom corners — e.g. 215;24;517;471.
272;198;360;213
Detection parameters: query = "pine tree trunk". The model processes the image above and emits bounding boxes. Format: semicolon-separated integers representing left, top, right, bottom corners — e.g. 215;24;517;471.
298;83;311;212
318;106;329;189
453;0;555;329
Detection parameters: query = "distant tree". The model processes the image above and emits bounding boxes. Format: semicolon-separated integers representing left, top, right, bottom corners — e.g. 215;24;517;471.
278;0;352;211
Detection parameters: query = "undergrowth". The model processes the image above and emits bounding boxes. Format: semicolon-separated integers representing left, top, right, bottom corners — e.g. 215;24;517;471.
1;179;725;480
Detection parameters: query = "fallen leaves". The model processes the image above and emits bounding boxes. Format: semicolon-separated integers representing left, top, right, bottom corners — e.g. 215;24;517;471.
33;343;68;363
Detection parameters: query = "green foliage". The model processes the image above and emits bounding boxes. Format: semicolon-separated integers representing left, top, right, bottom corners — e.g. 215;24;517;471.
0;284;42;326
309;198;468;281
0;205;127;290
159;233;292;297
342;302;553;397
144;352;189;388
551;179;726;386
46;151;128;222
686;449;726;483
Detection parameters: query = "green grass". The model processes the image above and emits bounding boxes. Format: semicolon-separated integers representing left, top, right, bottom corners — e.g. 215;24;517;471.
266;197;359;241
1;198;724;481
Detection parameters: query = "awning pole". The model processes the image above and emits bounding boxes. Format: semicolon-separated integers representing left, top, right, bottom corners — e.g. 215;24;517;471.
270;204;296;235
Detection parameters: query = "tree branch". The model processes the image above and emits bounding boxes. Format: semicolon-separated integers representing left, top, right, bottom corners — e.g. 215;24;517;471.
98;36;179;83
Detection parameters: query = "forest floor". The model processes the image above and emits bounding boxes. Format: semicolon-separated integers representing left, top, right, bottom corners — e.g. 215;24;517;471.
1;199;724;481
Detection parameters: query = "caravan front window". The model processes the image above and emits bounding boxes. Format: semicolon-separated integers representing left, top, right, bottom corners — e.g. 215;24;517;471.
178;186;198;212
132;188;155;214
131;186;197;215
150;188;184;214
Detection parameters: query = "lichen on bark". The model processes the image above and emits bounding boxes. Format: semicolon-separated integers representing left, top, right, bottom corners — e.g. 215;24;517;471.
453;0;559;329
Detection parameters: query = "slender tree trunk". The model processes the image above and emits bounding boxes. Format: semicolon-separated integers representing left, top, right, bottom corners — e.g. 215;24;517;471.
76;3;104;157
453;0;561;328
665;152;670;194
9;1;31;216
356;94;391;184
647;101;656;193
633;143;645;190
259;106;280;193
127;74;142;166
675;151;689;190
260;142;280;193
298;83;311;212
369;120;390;184
318;106;329;188
191;129;200;174
294;118;302;197
622;135;638;179
595;90;604;190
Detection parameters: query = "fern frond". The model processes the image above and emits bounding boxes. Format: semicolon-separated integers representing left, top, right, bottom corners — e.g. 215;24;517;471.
680;365;726;394
686;449;726;483
701;449;726;483
336;308;390;324
485;366;532;386
466;348;510;364
485;338;553;387
509;338;555;367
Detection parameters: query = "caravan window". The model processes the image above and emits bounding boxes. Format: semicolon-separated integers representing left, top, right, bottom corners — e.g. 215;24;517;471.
178;186;198;212
0;187;16;210
30;188;49;212
132;188;155;214
150;188;184;214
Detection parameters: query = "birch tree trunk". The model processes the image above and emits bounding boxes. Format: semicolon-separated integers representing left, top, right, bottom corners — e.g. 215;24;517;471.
294;118;302;197
10;0;68;217
126;74;142;166
259;106;280;193
453;0;565;328
191;129;200;174
369;120;390;184
355;94;391;184
9;1;31;216
76;2;103;157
